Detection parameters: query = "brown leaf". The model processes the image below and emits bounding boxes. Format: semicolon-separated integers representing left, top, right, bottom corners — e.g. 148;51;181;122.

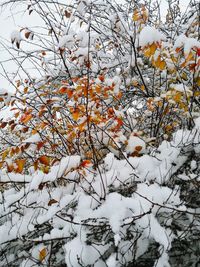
16;41;20;49
25;31;31;39
7;163;14;173
37;142;45;151
48;199;58;206
65;10;71;18
0;122;7;128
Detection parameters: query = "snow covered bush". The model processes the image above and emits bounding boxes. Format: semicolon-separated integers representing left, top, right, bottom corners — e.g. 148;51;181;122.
0;0;200;266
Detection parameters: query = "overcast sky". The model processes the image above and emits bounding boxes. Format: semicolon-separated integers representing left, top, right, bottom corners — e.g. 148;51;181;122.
0;0;191;91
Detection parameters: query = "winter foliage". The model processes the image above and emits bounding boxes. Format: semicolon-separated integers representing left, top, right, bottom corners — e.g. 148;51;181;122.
0;0;200;266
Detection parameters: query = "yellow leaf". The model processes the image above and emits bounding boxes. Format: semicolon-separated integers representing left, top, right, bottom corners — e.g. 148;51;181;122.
72;110;79;121
196;77;200;86
181;72;188;80
39;247;47;261
159;60;166;70
2;149;9;160
185;51;194;62
154;56;166;70
143;43;157;57
143;47;151;57
132;10;140;21
165;125;173;132
149;43;157;55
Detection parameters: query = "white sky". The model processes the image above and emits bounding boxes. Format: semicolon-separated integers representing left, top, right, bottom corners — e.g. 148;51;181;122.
0;0;191;90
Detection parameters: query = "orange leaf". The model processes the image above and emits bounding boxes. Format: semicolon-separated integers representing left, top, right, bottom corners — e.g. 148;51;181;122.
7;163;14;173
59;86;73;98
150;42;157;55
116;118;123;129
66;89;73;99
135;146;143;152
72;110;79;121
20;113;32;124
15;159;26;173
39;248;47;261
159;60;166;70
0;161;4;168
37;142;45;151
80;160;93;168
38;155;50;166
99;75;105;82
59;86;68;94
95;85;101;94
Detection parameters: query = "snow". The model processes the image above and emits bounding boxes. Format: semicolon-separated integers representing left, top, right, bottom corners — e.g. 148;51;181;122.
170;83;192;94
24;133;41;143
1;116;200;266
174;34;200;55
139;26;166;47
28;155;81;190
1;0;200;266
125;135;146;154
106;254;117;267
11;30;22;43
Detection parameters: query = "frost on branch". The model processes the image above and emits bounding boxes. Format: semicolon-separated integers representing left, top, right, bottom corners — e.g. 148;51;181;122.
0;0;200;266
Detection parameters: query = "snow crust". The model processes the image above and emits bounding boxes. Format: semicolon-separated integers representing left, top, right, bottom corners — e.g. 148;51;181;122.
1;121;200;266
139;26;166;47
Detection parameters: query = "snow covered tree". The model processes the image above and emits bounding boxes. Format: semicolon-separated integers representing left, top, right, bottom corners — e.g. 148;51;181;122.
0;0;200;266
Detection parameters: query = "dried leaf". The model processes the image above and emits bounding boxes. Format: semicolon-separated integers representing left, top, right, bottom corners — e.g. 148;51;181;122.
0;122;7;128
48;199;58;206
15;159;26;173
80;160;93;168
58;86;68;94
20;113;33;124
39;247;47;261
132;10;140;21
65;10;71;18
37;142;45;151
38;155;50;166
135;145;143;152
72;110;79;121
16;41;20;49
25;31;31;39
98;75;105;82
